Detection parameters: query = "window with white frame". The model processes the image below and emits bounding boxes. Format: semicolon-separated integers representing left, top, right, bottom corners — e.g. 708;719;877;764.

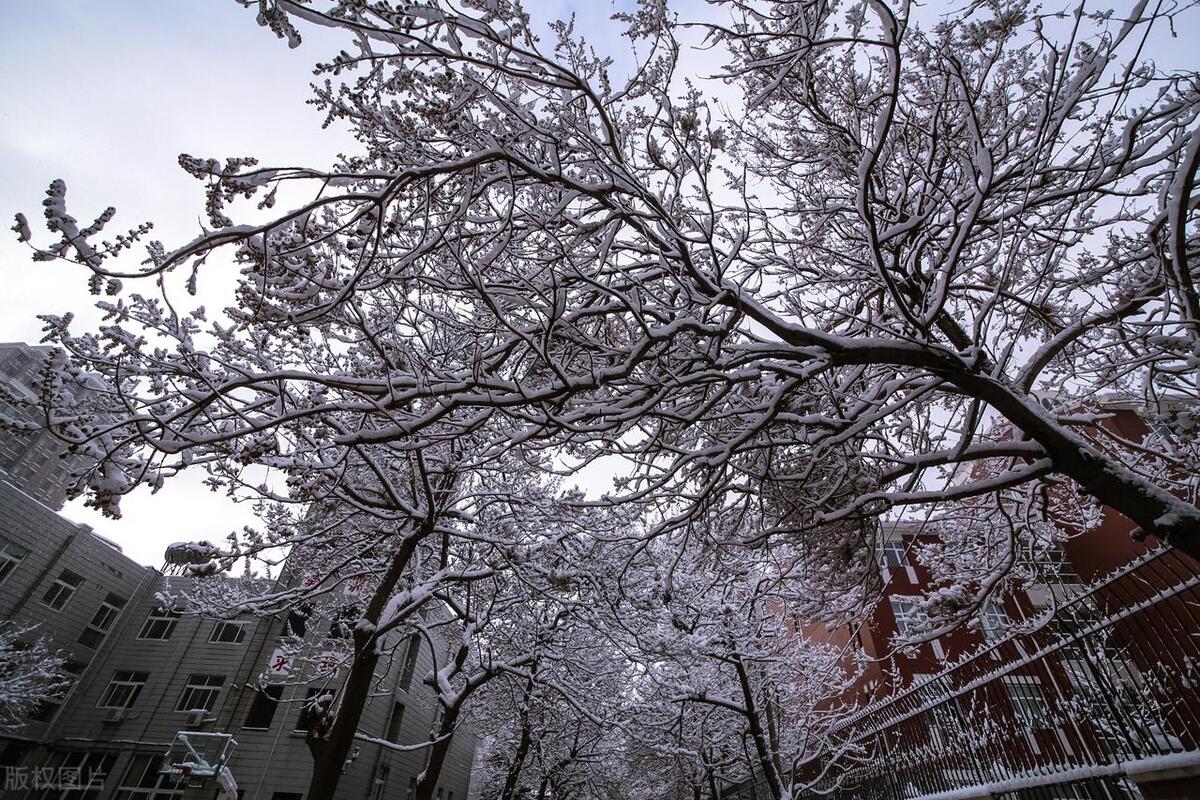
176;674;225;712
208;620;247;644
1003;676;1052;728
889;597;921;637
980;599;1010;642
78;593;127;649
879;541;907;567
138;608;181;640
0;538;29;585
98;671;149;709
915;674;961;745
41;569;83;610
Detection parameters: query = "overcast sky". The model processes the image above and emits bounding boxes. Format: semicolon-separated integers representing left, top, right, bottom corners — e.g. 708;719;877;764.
0;0;641;567
2;1;1196;566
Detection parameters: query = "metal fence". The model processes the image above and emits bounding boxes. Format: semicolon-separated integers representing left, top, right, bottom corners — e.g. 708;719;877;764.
781;546;1200;800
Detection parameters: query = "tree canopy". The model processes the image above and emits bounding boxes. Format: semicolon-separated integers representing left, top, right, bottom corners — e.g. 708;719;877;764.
11;0;1200;797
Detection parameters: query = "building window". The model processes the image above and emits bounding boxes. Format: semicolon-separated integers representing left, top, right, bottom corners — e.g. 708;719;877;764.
176;675;225;713
78;593;128;649
295;688;323;731
209;621;247;644
889;597;920;637
399;636;421;691
114;753;183;800
327;604;361;639
282;606;309;638
980;599;1010;643
1004;676;1052;729
914;675;962;747
28;660;85;722
41;569;83;610
98;671;149;709
243;685;284;730
31;751;117;800
27;699;61;723
879;541;907;567
1048;545;1082;585
385;701;405;742
0;538;29;585
138;608;181;640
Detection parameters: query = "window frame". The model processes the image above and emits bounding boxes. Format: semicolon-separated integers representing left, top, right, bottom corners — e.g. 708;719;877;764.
41;569;83;610
98;671;150;710
176;674;226;713
879;541;907;568
114;752;183;800
1003;675;1053;729
137;608;181;640
243;684;284;730
889;596;921;638
208;620;247;644
294;687;323;732
78;593;127;649
0;538;29;586
399;636;421;691
980;599;1011;643
28;659;84;723
29;750;117;800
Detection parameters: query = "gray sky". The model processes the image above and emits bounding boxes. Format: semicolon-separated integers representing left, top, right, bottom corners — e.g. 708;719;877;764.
0;0;631;567
1;1;1196;566
0;1;357;566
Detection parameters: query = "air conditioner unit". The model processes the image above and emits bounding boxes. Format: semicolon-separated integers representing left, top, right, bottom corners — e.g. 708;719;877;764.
102;708;127;724
185;709;211;728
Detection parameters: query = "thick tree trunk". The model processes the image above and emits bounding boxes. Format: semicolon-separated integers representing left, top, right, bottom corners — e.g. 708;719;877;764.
415;704;462;800
742;293;1200;561
305;533;421;800
306;643;381;800
732;656;785;800
498;711;534;800
306;749;347;800
955;372;1200;562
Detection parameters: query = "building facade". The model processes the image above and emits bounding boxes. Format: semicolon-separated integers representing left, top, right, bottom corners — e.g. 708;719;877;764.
726;407;1200;799
0;342;82;511
0;478;476;800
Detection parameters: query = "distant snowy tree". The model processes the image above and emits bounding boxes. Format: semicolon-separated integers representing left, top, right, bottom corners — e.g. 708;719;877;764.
0;623;70;732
